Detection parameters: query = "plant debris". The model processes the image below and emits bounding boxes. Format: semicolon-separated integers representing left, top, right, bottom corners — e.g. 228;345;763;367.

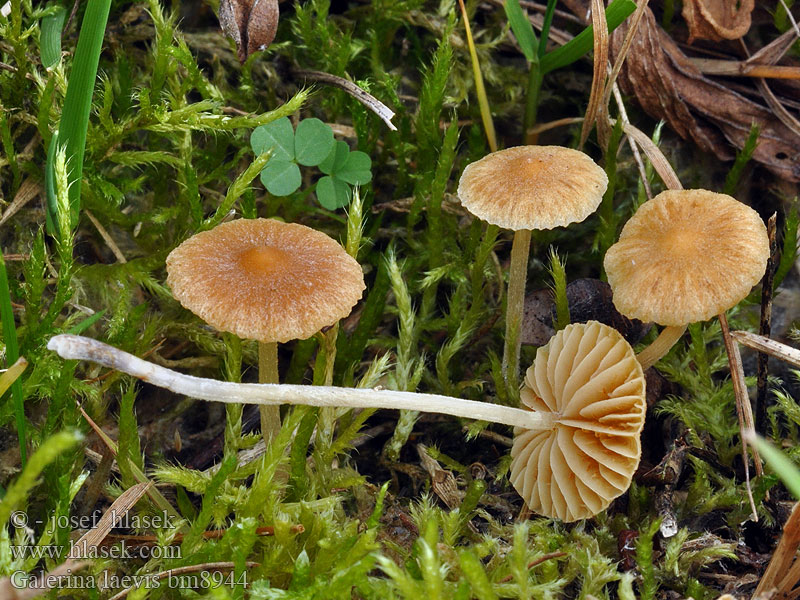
611;6;800;181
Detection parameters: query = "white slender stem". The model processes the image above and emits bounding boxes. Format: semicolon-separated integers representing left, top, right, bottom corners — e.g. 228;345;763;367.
48;335;553;431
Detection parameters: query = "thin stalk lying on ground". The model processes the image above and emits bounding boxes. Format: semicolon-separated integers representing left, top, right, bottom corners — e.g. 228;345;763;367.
48;335;555;431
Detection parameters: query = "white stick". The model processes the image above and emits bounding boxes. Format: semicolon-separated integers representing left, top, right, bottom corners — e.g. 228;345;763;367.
48;335;553;431
732;330;800;370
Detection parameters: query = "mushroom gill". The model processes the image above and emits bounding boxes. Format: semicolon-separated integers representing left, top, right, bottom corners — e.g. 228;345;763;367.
510;321;646;522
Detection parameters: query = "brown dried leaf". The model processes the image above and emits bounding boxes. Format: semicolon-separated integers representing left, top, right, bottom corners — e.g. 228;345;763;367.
69;482;152;559
219;0;279;63
611;7;800;181
682;0;754;43
416;445;463;510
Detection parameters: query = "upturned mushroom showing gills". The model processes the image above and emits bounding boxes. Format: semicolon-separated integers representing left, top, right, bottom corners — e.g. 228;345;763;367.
166;218;365;441
511;320;646;521
48;320;646;522
457;146;608;393
604;190;770;370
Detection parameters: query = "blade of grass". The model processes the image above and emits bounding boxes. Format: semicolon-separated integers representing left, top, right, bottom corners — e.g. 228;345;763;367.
0;252;26;466
66;309;106;335
47;0;112;230
522;0;555;142
748;433;800;500
44;135;59;237
40;5;66;69
504;0;537;62
541;0;635;74
457;0;497;152
537;0;556;60
0;357;27;398
600;0;649;129
596;118;624;259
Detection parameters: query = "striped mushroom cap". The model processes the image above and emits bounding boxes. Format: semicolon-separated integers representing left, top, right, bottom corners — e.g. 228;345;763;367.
604;190;769;326
510;321;646;522
166;219;365;343
457;146;608;231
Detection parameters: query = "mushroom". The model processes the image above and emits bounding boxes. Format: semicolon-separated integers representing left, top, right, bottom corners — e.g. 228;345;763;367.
604;189;770;369
49;320;646;521
166;218;365;440
457;146;608;391
511;320;646;521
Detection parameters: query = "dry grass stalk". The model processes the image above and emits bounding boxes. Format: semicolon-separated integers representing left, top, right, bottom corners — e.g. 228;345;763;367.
618;121;683;190
69;482;152;558
690;59;800;79
754;501;800;598
612;83;653;200
579;0;609;148
719;313;760;522
85;209;127;264
0;178;41;228
601;0;650;128
732;331;800;369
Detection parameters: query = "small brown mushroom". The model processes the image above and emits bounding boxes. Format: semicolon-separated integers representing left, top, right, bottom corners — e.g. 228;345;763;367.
604;189;770;369
166;219;364;344
166;218;365;439
457;146;608;391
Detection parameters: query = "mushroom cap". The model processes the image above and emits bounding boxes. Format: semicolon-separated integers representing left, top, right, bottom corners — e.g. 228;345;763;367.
604;190;769;326
510;321;646;522
456;146;608;231
166;219;365;343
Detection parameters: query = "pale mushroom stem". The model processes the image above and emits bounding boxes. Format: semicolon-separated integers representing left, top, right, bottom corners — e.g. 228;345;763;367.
636;325;687;371
502;229;532;396
317;325;339;448
48;335;556;432
258;341;281;443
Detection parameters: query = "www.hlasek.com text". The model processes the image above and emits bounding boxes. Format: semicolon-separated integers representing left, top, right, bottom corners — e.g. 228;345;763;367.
10;539;181;560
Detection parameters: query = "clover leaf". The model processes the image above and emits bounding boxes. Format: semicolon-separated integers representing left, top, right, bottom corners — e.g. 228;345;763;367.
316;176;351;211
260;160;301;196
316;140;372;210
251;117;294;161
251;117;335;196
295;118;334;166
250;119;372;208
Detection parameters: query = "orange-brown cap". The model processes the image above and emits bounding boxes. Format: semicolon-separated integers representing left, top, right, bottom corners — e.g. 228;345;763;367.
456;146;608;231
166;219;365;343
604;190;769;326
510;321;646;522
